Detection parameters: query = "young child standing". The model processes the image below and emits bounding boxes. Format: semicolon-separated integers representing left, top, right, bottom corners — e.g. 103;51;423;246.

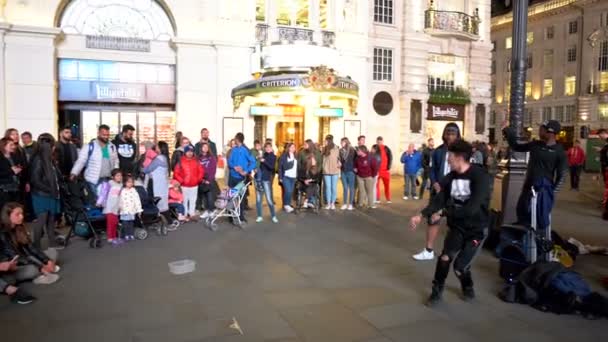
103;169;123;245
119;175;142;241
173;145;204;221
169;179;186;222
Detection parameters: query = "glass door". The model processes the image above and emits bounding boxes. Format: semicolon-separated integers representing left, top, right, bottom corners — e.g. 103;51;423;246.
156;111;177;155
137;111;156;155
276;121;303;151
81;110;100;145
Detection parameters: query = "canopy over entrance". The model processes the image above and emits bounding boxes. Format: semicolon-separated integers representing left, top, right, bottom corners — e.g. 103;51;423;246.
231;66;359;112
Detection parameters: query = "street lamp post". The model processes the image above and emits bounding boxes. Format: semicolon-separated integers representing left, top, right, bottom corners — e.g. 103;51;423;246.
493;0;529;227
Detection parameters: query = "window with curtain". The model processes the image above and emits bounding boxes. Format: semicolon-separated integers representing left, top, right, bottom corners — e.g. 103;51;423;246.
296;0;309;27
525;81;532;98
565;76;576;96
543;79;553;97
256;0;265;22
276;0;292;25
319;0;328;29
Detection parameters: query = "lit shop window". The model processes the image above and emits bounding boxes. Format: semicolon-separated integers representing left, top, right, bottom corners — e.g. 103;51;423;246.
543;79;553;97
59;0;174;41
256;0;265;21
565;76;576;96
601;72;608;93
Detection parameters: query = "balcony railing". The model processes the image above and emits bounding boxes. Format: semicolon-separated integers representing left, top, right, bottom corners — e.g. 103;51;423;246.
255;24;335;48
424;9;480;40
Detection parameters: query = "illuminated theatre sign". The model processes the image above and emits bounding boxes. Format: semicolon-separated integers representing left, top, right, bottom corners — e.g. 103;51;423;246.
426;103;465;121
232;67;359;100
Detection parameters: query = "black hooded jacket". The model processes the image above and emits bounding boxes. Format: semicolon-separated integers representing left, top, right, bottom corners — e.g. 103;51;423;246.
429;122;462;184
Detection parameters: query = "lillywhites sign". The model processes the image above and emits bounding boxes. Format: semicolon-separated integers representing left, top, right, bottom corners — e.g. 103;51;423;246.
95;83;144;101
427;103;465;121
86;35;151;52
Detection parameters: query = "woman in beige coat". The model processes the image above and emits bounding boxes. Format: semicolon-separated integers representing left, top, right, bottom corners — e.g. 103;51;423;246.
322;135;341;210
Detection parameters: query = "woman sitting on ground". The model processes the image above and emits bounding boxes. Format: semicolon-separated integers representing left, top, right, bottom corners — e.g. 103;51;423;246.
0;202;60;286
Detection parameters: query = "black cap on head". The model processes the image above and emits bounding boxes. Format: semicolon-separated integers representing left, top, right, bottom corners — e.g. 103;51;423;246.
541;120;561;134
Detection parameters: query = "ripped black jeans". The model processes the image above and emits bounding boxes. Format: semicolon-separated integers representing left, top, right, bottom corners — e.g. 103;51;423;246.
433;227;487;289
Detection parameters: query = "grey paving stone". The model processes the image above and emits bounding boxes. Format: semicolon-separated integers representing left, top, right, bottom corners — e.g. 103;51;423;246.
279;302;381;342
359;303;446;329
330;286;408;310
381;320;474;342
264;288;332;309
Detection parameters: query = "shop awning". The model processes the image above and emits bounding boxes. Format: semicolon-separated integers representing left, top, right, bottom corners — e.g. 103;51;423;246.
231;66;359;110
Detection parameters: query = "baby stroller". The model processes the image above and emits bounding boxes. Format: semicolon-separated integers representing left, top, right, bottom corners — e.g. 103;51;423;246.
61;179;106;248
134;186;169;240
204;180;250;231
294;178;321;214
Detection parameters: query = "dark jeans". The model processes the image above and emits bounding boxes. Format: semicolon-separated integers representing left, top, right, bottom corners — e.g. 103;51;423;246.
229;177;246;221
170;203;185;215
569;165;582;190
32;211;57;249
121;220;134;237
419;169;430;198
433;228;487;289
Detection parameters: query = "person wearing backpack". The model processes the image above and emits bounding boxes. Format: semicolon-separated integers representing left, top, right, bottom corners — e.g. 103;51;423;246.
354;146;378;209
70;125;119;197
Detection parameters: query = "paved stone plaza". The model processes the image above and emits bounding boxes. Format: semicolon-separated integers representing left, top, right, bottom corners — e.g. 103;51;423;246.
1;177;606;341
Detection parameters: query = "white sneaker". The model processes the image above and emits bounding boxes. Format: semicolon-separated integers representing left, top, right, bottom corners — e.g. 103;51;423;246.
412;249;435;261
324;204;331;210
272;217;279;223
347;205;353;211
303;200;309;207
256;217;263;223
330;204;336;210
403;196;409;200
284;205;294;213
413;196;419;200
200;211;210;219
340;204;348;210
307;202;316;209
374;200;381;204
371;205;377;209
33;273;60;285
387;201;392;204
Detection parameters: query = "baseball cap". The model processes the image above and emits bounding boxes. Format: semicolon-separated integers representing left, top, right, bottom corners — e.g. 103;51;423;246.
541;120;561;134
184;145;194;153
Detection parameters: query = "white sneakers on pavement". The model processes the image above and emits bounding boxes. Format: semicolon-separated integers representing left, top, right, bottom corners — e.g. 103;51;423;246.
403;196;409;200
33;273;60;285
347;204;354;211
284;205;294;213
412;249;435;261
340;204;348;210
413;196;419;200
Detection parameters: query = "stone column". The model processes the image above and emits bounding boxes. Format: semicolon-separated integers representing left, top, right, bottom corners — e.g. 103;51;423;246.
4;25;61;136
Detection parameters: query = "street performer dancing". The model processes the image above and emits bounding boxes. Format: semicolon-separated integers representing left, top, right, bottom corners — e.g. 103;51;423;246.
410;140;490;307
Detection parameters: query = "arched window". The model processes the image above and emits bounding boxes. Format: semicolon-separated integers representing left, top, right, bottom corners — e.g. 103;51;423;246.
59;0;175;41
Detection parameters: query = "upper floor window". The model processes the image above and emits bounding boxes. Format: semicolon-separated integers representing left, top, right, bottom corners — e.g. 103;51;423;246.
543;78;553;97
567;46;577;62
569;20;578;34
525;81;532;98
545;26;554;40
427;54;466;91
602;12;608;27
599;41;608;71
374;0;394;25
256;0;265;22
59;0;174;41
491;41;496;52
527;32;534;45
491;60;496;75
554;106;564;122
544;49;554;70
565;76;576;96
527;54;533;69
565;105;576;123
373;48;393;82
506;37;512;49
276;0;309;27
542;107;552;122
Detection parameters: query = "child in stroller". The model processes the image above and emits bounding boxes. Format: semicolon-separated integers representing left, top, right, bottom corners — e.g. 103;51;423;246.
60;178;106;248
295;151;321;213
133;180;169;240
204;180;250;231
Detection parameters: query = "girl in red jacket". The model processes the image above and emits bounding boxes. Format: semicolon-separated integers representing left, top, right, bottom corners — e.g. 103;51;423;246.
173;146;204;221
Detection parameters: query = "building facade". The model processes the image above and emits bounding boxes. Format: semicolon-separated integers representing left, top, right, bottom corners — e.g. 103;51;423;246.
0;0;491;173
491;0;608;155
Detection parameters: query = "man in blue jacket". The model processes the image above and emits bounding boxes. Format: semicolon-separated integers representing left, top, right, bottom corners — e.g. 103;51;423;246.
227;133;256;223
413;123;461;261
401;143;422;200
